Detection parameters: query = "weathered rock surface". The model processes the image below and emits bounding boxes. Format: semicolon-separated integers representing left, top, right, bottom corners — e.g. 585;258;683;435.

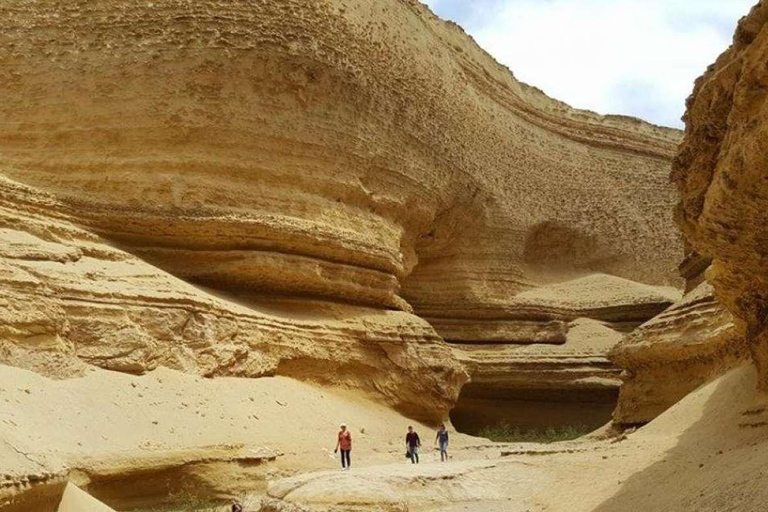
612;280;745;424
0;0;685;456
0;0;681;333
449;275;680;432
0;176;464;420
672;1;768;389
0;428;67;512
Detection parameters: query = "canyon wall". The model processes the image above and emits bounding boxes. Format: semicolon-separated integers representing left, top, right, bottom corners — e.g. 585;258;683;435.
0;0;683;435
672;1;768;390
612;1;768;425
611;278;744;424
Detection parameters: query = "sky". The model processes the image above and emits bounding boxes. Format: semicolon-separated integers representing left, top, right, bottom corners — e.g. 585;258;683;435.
421;0;755;128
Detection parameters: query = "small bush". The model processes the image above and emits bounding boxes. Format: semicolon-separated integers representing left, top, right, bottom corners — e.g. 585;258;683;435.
477;423;592;443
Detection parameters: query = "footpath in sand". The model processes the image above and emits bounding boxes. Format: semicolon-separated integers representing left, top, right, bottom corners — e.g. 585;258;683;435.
264;364;768;512
0;363;482;511
5;362;768;511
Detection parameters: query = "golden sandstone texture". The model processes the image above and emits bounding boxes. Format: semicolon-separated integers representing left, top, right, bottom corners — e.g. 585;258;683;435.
0;0;684;426
672;2;768;390
0;0;681;400
5;0;768;511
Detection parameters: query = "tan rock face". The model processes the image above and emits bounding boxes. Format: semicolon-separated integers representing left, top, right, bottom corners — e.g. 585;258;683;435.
0;176;464;421
0;0;683;427
450;275;680;432
612;280;746;424
672;2;768;388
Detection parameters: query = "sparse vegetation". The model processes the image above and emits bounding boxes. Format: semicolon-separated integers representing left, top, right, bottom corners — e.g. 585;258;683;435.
477;423;592;443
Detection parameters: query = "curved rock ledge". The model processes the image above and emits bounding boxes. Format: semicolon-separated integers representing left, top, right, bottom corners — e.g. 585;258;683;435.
0;0;682;322
0;0;684;430
0;176;465;420
611;281;746;424
450;318;625;432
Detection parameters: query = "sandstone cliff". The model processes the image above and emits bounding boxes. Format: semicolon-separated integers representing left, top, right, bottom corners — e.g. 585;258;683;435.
0;0;682;422
1;175;462;422
672;1;768;389
612;280;744;424
0;0;721;510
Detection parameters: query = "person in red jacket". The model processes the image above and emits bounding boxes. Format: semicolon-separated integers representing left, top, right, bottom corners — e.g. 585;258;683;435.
405;425;421;464
334;423;352;470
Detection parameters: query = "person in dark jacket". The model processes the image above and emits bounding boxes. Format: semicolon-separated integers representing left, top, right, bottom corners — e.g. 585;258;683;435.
231;500;243;512
405;425;421;464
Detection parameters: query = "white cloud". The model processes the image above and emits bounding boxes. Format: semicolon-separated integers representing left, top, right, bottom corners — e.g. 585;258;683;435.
428;0;755;127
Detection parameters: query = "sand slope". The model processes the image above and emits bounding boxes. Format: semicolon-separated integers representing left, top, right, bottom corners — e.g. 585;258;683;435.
0;364;480;510
58;484;115;512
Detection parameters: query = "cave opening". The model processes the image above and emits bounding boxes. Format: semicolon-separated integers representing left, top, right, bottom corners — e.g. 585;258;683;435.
449;383;619;440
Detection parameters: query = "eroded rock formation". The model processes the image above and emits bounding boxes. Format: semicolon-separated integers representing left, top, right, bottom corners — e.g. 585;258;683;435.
0;175;462;421
672;1;768;389
612;280;744;424
0;7;690;510
451;275;680;432
9;0;764;510
0;0;683;437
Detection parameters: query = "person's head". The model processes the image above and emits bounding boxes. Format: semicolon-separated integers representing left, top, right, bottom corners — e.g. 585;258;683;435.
440;423;446;430
408;425;413;432
340;423;347;431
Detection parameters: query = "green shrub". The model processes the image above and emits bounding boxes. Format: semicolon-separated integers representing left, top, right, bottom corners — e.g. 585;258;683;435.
477;423;592;443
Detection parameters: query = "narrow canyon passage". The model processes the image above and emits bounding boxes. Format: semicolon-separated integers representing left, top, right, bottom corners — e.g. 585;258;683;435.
449;385;618;437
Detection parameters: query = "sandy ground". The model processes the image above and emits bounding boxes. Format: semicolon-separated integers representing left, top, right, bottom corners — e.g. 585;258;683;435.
0;364;481;510
4;363;768;511
264;364;768;511
58;484;115;512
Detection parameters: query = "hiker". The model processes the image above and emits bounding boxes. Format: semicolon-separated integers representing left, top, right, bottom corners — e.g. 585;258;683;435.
435;423;449;461
405;425;421;464
334;422;352;470
231;500;243;512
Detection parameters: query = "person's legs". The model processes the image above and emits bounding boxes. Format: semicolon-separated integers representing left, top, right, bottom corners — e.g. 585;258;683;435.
345;449;351;468
440;441;448;461
413;447;419;464
409;446;415;464
341;450;350;469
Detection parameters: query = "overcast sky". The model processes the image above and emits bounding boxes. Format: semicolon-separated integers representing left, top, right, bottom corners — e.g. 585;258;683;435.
422;0;755;128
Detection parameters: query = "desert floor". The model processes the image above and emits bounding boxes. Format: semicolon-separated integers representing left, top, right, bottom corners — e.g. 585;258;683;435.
4;363;768;511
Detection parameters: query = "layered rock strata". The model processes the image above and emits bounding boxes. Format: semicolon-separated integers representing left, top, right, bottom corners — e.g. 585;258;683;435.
451;319;623;433
0;176;464;420
672;1;768;389
0;0;683;432
450;275;680;432
611;280;745;424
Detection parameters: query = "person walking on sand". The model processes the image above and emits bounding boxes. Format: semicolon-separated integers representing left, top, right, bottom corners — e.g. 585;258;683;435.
334;422;352;470
435;423;449;462
406;425;421;464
